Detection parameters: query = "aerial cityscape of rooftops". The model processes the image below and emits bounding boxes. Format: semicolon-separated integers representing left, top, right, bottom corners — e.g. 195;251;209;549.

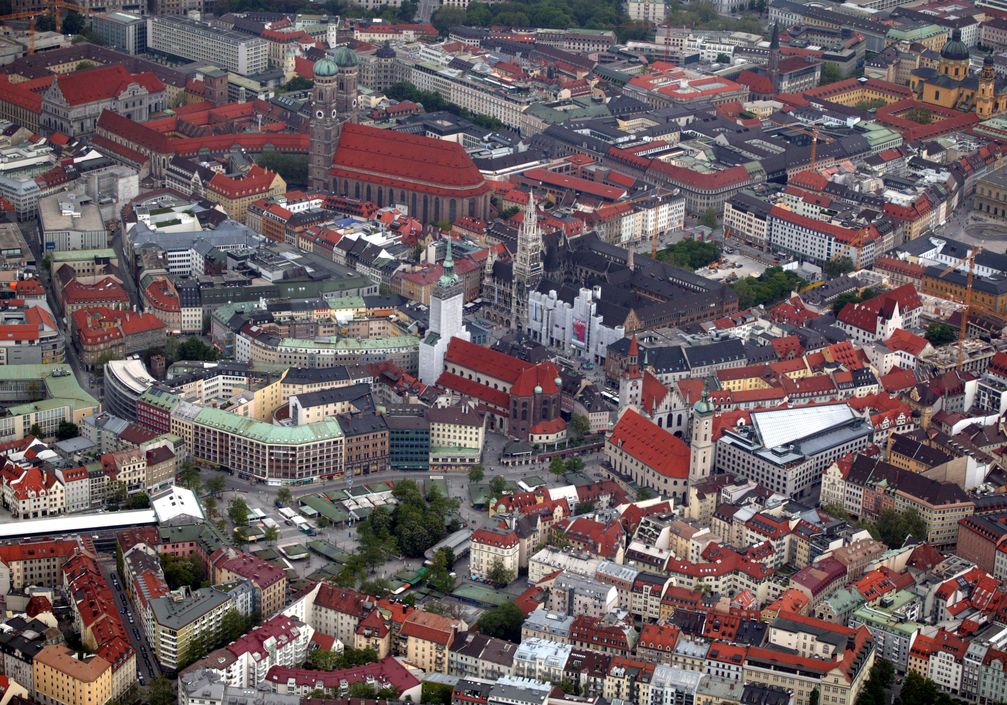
8;1;1007;705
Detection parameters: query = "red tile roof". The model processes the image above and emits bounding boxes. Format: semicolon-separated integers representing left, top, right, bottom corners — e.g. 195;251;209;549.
54;65;164;106
331;123;488;199
208;164;280;199
472;528;519;548
266;657;419;692
885;328;929;356
401;609;461;645
608;409;689;479
62;278;129;306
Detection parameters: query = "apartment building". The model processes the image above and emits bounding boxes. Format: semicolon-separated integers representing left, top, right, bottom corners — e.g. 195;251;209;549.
146;16;268;75
32;647;112;705
149;588;233;670
402;610;466;673
210;548;287;618
469;528;520;584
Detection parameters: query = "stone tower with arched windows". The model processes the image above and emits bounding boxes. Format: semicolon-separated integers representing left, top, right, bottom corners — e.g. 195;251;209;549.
308;47;359;193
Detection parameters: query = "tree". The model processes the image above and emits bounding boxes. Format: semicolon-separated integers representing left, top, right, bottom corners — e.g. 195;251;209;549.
61;10;85;34
486;558;515;586
700;208;718;229
107;482;127;508
925;322;957;347
716;52;730;63
203;495;218;519
858;659;895;705
824;256;854;278
124;493;150;509
489;475;508;498
228;497;250;526
819;62;843;85
348;683;398;699
893;669;937;705
421;681;454;705
855;98;886;111
430;6;466;34
569;414;591;441
160;553;206;590
476;601;524;643
385;82;504;130
308;648;341;671
56;421;79;440
256;152;309;187
499;206;520;219
657;238;721;271
575;500;597;515
170;338;219;363
428;547;456;593
905;107;933;125
468;465;485;483
831;287;880;315
147;677;176;705
29;423;42;439
731;267;807;308
276;487;293;506
282;76;313;91
205;475;226;498
637;486;656;501
115;545;125;581
564;456;584;473
75;60;96;71
264;525;279;544
872;508;927;548
220;609;249;643
177;461;202;492
809;690;820;705
549;457;566;477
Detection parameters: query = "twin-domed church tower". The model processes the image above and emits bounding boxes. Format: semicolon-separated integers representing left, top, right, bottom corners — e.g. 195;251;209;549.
308;47;359;193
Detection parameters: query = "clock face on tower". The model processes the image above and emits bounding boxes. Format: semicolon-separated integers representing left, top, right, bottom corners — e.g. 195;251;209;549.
316;110;324;119
331;109;338;117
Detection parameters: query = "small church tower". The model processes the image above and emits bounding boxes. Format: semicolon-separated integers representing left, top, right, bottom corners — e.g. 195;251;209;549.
768;22;781;93
619;335;643;409
688;384;715;484
978;54;997;120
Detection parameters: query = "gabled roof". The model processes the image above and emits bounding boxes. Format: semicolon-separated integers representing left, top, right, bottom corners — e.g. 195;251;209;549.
331;123;488;198
52;64;164;106
608;409;689;479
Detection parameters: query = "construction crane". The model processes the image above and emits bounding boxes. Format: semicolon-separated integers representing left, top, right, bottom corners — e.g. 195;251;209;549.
937;243;984;371
0;0;93;54
767;116;822;172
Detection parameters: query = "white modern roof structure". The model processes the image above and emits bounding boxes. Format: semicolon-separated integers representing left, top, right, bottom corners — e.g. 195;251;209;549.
751;404;857;449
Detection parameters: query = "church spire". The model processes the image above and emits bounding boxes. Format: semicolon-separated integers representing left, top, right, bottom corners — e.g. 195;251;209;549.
438;233;458;287
768;22;781;93
510;190;544;329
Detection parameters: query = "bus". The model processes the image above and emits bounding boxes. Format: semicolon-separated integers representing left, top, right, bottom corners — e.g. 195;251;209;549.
600;390;619;406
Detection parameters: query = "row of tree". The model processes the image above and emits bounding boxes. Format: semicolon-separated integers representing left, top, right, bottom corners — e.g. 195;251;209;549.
385;82;504;130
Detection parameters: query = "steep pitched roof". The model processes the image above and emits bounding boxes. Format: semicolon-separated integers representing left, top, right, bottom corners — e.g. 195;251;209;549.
608;409;689;479
331;123;488;197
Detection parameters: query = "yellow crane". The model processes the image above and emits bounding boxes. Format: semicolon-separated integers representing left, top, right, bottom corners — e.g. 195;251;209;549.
937;243;984;370
0;1;93;54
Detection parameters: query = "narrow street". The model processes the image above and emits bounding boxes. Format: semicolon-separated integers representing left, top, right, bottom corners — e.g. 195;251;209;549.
96;556;162;684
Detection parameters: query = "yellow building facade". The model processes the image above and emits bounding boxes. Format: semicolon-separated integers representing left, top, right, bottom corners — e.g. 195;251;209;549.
910;32;1007;118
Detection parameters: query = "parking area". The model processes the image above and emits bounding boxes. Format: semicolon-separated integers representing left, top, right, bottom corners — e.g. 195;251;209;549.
696;250;768;282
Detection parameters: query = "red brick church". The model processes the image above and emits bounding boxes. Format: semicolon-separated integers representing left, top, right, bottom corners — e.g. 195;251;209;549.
309;49;489;224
